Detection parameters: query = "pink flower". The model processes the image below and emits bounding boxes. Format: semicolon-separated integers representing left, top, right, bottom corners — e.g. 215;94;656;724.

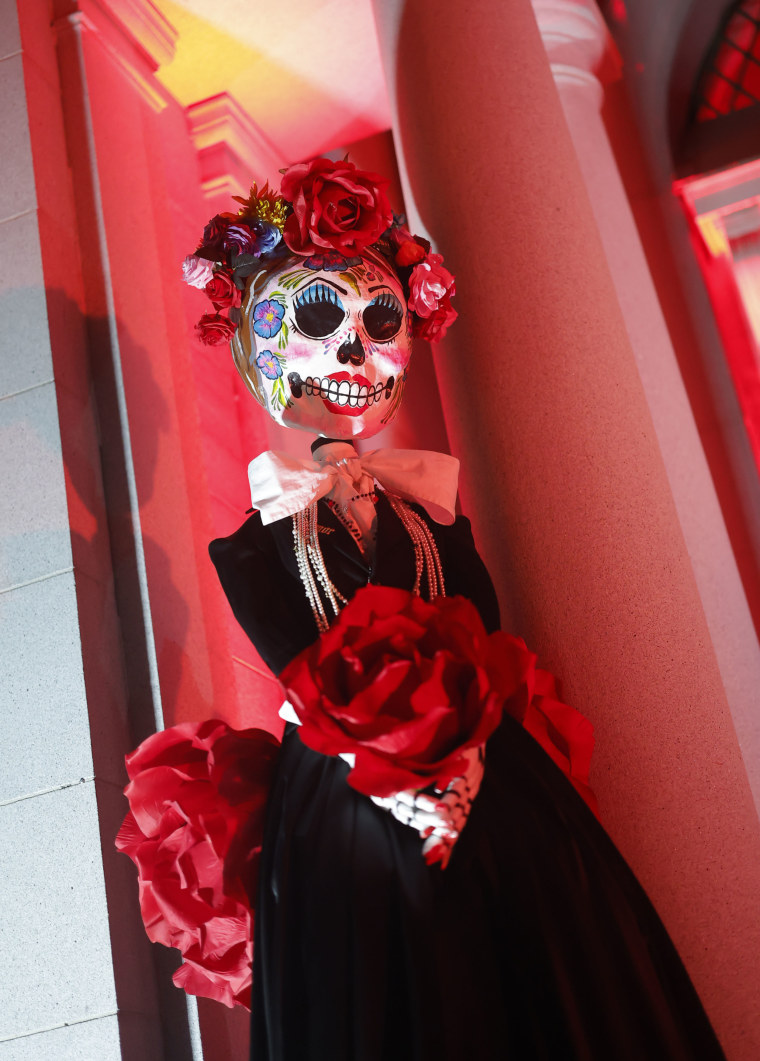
412;296;458;343
408;254;456;318
281;157;393;256
182;255;215;290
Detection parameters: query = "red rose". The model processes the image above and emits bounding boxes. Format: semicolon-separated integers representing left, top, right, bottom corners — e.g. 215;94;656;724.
205;269;241;310
412;295;458;343
391;226;430;266
115;720;280;1010
195;312;238;346
280;586;536;797
281;157;393;256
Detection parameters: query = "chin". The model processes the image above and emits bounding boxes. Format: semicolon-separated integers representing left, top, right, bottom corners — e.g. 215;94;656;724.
278;410;390;440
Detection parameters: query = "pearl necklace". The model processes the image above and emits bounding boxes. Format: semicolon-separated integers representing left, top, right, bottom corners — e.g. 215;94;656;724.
292;491;445;632
385;494;445;600
292;503;347;633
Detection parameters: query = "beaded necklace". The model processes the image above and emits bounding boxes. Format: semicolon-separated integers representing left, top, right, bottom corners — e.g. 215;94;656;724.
292;491;445;633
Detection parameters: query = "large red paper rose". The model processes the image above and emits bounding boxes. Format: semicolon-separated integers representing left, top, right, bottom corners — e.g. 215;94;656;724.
281;157;393;256
115;720;280;1010
280;586;537;797
522;667;598;815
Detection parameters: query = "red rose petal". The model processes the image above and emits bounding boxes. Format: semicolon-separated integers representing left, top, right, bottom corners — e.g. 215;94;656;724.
280;584;596;813
116;721;280;1010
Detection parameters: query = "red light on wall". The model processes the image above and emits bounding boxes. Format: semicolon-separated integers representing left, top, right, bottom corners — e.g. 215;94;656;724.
695;1;760;121
675;160;760;469
608;0;628;26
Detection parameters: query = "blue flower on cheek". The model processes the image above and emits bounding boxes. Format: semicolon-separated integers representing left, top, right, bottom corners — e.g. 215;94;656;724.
255;350;282;379
252;299;285;338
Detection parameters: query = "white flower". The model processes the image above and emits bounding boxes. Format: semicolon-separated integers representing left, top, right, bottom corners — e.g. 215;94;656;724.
181;255;215;289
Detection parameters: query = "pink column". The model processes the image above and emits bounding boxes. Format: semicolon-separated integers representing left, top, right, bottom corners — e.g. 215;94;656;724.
372;0;760;1054
532;0;760;824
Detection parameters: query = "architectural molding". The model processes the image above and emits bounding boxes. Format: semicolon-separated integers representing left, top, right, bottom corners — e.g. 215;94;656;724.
53;1;176;113
54;0;177;70
186;93;286;201
547;62;604;99
531;0;621;84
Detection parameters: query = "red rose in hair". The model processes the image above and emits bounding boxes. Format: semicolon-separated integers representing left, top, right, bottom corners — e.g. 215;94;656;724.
115;720;280;1010
412;296;458;343
281;586;536;797
281;157;393;256
391;227;430;267
195;312;238;346
205;269;241;310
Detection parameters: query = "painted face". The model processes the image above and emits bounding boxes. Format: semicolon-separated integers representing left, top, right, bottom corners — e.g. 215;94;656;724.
232;251;412;439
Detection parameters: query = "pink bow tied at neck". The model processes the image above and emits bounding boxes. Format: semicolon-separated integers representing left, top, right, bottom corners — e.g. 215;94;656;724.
247;442;460;526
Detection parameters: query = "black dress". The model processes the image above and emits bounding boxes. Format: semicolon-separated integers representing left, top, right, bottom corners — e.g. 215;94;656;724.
210;492;726;1061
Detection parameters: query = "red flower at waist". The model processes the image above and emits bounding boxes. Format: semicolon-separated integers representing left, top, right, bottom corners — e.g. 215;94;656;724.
282;588;521;793
281;585;597;813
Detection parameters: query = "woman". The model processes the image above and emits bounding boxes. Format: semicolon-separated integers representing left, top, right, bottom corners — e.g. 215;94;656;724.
122;159;726;1060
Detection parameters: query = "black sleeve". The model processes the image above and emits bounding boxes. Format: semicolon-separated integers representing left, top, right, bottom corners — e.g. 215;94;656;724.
435;514;501;633
209;515;319;676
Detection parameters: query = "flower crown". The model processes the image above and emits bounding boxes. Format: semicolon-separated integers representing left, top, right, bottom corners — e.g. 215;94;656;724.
182;157;457;348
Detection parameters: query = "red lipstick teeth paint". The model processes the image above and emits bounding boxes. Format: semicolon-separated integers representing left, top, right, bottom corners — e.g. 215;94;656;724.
294;372;394;417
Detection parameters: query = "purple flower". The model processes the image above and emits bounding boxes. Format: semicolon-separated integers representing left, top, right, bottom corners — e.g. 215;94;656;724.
255;350;282;379
303;251;361;272
251;220;282;256
198;215;282;264
223;224;258;256
224;219;282;258
252;299;285;338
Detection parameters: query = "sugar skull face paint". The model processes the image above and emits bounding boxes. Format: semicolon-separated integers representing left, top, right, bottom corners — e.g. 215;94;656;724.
232;251;412;439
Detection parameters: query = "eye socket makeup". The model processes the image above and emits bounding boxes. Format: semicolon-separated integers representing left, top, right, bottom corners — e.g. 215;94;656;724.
363;291;403;342
293;283;347;339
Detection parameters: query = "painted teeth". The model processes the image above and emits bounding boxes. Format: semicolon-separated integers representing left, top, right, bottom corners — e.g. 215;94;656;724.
301;376;393;407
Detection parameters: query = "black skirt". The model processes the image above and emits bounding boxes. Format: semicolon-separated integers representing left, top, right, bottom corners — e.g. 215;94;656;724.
211;502;724;1059
249;717;725;1061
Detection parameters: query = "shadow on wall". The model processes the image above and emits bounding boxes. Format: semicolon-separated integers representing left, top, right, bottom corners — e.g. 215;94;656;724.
40;287;249;1059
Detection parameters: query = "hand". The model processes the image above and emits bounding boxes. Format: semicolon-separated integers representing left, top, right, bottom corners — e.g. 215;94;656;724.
370;746;485;869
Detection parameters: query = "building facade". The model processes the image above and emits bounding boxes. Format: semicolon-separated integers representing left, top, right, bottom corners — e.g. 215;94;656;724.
2;0;760;1057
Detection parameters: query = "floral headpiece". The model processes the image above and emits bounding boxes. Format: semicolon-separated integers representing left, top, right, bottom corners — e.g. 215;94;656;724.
182;157;457;347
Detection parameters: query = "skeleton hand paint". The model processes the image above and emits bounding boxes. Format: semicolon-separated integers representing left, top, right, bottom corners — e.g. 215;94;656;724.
370;745;486;870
